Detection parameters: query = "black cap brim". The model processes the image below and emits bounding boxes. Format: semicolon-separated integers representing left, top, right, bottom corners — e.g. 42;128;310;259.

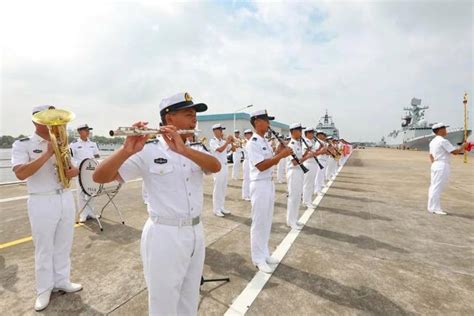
180;102;208;113
161;101;208;116
253;114;274;121
213;127;226;130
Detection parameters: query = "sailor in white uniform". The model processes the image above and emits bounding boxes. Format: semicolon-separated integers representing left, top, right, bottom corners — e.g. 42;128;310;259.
286;123;312;229
69;124;100;222
325;136;337;181
209;124;234;216
314;131;329;195
93;92;221;316
232;130;244;180
427;123;465;215
246;110;292;273
241;129;253;201
11;105;82;312
276;135;288;183
302;128;325;209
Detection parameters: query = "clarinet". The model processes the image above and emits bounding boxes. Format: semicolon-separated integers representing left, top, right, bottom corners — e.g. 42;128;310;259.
301;137;324;170
268;127;309;174
313;136;336;158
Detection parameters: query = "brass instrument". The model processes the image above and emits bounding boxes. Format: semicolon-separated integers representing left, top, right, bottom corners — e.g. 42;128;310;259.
199;137;207;145
109;127;198;137
232;136;243;149
32;107;75;188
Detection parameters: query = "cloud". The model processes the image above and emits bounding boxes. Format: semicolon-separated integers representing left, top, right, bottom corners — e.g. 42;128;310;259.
1;0;472;141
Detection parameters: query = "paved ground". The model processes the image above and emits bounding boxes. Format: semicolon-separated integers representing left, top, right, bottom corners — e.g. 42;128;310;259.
0;148;472;315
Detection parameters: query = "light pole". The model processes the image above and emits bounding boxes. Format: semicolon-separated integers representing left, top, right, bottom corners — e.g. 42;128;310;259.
233;104;254;132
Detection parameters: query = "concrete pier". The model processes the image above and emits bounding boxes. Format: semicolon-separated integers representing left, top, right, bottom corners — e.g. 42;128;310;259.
0;148;472;315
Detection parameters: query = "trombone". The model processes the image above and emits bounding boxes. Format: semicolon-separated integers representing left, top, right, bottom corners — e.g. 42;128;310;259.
109;127;199;137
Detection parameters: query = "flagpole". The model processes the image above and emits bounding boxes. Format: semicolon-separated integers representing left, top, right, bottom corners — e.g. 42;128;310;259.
463;92;468;164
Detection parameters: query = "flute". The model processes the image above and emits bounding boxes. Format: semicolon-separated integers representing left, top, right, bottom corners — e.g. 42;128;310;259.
109;127;198;137
268;127;309;174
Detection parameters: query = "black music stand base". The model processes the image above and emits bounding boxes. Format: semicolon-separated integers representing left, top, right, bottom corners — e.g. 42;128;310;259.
200;276;230;286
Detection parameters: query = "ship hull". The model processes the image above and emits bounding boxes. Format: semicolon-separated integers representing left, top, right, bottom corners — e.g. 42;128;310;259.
385;128;471;151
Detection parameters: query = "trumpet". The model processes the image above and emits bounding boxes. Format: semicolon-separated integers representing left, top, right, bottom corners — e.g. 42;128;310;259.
109;127;199;137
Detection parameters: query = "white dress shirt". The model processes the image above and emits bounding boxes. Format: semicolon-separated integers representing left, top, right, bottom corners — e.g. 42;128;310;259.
118;137;211;219
246;133;274;181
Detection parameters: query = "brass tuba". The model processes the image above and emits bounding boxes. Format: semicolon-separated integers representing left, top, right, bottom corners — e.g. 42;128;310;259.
32;107;75;188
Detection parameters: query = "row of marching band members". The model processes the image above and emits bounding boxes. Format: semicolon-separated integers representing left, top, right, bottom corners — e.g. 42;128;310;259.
207;119;352;274
11;95;351;315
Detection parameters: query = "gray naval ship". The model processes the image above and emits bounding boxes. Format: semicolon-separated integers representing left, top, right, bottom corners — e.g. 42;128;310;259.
316;110;339;138
382;98;471;150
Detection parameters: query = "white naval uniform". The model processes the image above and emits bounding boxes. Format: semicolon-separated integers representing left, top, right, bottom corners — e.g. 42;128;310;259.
118;137;210;316
326;152;336;181
242;139;251;200
11;133;76;295
246;134;275;264
276;157;286;183
314;140;328;195
209;137;231;214
70;138;100;221
427;136;455;212
232;138;243;179
286;138;305;227
302;138;319;207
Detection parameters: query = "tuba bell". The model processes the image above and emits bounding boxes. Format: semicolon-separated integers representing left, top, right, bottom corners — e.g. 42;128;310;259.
32;107;75;188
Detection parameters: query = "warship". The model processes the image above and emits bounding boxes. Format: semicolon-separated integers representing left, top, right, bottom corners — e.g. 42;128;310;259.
316;110;339;138
382;98;470;150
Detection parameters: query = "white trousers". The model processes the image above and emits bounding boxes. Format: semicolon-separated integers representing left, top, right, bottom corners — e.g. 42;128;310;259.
326;158;336;180
212;163;228;213
242;158;250;199
232;150;243;179
314;159;327;194
76;179;94;221
276;158;287;183
302;162;318;206
27;191;76;294
141;219;205;316
427;161;450;212
286;168;304;227
250;180;275;264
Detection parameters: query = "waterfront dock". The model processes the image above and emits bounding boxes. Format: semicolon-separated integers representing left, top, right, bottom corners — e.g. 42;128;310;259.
0;148;472;315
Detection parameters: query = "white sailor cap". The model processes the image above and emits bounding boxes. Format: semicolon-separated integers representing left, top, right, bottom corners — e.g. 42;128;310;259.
77;124;93;131
234;129;240;133
432;122;449;130
159;92;207;116
32;105;54;114
326;136;334;140
304;127;315;133
316;130;326;135
250;109;275;120
289;123;305;130
212;123;226;130
244;129;253;134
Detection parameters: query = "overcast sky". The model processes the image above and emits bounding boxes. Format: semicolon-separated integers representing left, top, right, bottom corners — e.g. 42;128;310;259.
1;0;472;141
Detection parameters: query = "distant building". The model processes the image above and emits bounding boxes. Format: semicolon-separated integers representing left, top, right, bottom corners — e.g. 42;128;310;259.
197;113;289;143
